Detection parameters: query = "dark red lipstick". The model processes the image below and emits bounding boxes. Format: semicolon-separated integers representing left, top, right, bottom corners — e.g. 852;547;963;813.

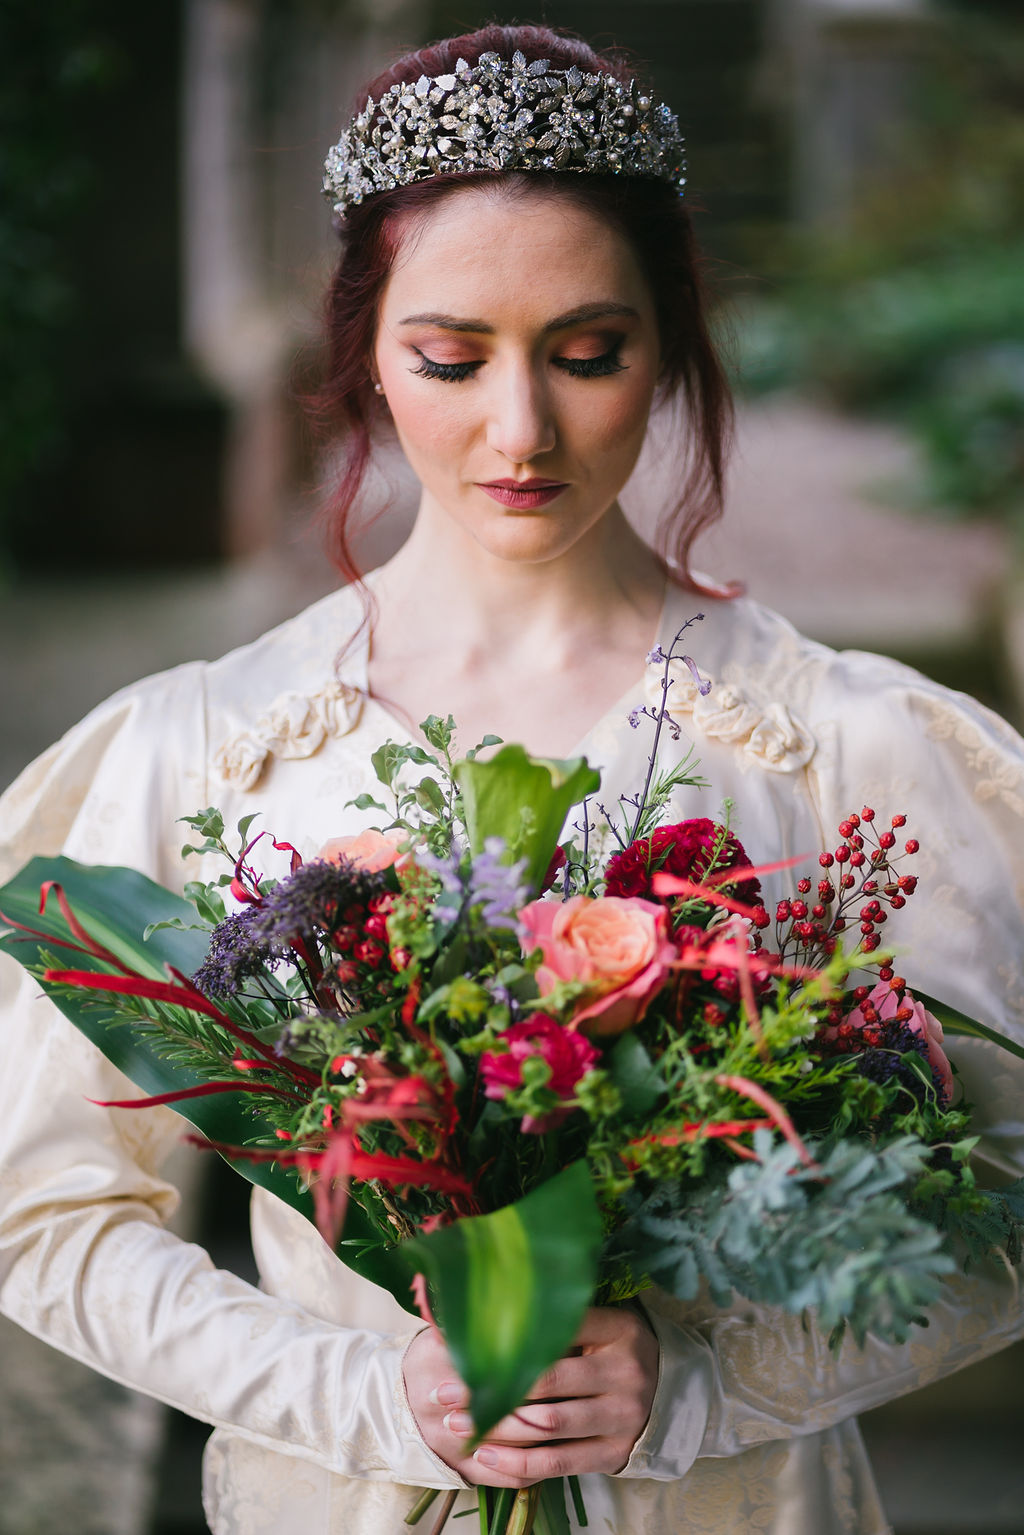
477;477;569;508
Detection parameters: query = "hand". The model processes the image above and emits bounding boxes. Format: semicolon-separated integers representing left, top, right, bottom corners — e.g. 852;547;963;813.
403;1306;659;1488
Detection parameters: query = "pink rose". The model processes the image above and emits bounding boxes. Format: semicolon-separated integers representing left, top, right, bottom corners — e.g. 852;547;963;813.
480;1014;600;1133
520;894;676;1036
316;828;408;873
845;981;954;1106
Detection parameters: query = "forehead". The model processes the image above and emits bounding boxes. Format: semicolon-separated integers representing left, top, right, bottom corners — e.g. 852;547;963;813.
378;186;653;330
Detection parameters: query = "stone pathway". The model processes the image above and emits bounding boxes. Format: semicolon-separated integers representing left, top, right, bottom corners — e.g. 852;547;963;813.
1;397;1021;1534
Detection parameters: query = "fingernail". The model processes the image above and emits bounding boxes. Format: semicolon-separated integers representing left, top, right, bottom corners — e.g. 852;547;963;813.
428;1382;462;1407
443;1411;473;1435
474;1448;499;1468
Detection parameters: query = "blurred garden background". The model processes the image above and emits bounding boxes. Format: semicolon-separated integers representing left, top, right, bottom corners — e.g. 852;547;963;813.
1;0;1023;1531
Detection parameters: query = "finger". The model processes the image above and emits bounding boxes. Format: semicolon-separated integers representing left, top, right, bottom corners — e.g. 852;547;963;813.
522;1353;600;1402
444;1396;609;1447
471;1436;630;1482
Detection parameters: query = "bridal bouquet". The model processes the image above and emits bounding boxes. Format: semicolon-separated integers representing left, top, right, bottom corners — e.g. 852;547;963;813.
3;620;1023;1535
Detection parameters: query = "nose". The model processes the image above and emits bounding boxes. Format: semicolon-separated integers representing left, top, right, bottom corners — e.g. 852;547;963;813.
484;360;557;464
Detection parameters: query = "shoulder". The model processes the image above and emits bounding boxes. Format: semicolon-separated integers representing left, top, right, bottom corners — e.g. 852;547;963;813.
667;586;1024;803
0;583;369;881
0;657;208;883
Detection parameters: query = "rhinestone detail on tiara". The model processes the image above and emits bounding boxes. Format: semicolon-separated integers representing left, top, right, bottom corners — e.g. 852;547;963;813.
322;50;686;217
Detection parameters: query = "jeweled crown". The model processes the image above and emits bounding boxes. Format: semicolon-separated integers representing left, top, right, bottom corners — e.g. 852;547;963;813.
322;50;686;217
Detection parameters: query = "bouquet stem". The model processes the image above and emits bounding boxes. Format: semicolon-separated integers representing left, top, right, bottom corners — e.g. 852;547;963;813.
405;1488;441;1524
406;1475;585;1534
505;1486;539;1535
429;1490;459;1534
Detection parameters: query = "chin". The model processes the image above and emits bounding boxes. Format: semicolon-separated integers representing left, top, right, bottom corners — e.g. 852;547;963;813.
471;517;592;565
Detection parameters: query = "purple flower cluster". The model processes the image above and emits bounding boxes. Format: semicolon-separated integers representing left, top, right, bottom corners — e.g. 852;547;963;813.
421;838;529;930
249;860;387;955
192;909;276;997
825;1017;943;1109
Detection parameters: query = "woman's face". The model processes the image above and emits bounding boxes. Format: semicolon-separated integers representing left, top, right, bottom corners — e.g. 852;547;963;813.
373;185;661;565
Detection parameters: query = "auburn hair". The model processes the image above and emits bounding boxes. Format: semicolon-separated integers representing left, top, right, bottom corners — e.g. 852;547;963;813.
308;23;734;594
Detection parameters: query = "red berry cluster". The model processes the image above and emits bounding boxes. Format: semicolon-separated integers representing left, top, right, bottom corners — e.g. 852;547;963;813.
330;892;395;974
842;976;917;1037
771;808;920;967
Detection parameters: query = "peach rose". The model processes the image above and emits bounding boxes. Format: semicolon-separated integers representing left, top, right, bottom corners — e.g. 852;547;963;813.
520;894;676;1036
315;828;408;873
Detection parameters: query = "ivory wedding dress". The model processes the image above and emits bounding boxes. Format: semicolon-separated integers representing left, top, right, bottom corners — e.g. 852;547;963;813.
2;573;1023;1534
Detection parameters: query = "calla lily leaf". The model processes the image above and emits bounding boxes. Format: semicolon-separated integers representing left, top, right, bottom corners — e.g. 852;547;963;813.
454;746;600;895
403;1158;602;1441
914;989;1024;1065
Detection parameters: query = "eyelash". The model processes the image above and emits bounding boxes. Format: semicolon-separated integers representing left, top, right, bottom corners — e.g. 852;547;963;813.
409;342;627;384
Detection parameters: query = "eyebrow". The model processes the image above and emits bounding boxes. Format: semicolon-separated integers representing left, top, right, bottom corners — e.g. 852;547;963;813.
397;302;640;334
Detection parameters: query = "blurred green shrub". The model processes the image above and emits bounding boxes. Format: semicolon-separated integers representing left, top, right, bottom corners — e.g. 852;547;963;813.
730;4;1024;529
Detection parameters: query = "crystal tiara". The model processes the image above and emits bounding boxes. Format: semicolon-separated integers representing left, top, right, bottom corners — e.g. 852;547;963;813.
322;50;686;217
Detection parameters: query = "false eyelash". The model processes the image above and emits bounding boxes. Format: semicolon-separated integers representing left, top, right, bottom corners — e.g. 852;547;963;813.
555;343;627;379
410;350;481;383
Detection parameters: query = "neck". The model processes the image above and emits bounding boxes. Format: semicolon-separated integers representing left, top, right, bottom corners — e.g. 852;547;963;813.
371;494;664;666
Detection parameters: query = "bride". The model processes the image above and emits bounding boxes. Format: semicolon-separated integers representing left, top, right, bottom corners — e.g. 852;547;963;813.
2;22;1023;1535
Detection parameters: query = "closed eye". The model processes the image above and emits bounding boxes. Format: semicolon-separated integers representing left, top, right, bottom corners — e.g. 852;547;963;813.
409;341;628;384
410;350;482;383
554;342;627;379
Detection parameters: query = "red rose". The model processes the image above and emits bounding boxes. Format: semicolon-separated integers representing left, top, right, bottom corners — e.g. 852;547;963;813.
605;819;761;908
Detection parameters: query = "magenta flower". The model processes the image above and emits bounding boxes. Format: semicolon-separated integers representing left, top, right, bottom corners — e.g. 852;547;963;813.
480;1015;600;1133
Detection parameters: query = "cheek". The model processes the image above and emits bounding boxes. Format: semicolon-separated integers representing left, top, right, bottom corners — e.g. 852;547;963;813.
574;372;658;465
384;376;475;462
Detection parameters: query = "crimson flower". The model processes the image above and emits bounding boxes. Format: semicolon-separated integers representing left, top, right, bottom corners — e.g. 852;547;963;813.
605;818;761;909
480;1014;600;1133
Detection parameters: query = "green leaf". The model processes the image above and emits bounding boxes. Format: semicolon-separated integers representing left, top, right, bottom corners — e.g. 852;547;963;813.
0;855;415;1313
421;714;456;752
371;742;409;789
453;746;600;896
915;991;1024;1064
607;1033;664;1118
414;777;447;815
179;807;224;839
403;1160;602;1440
348;792;386;813
465;733;504;761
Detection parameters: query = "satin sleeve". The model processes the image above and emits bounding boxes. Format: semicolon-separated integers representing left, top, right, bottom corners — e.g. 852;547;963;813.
619;656;1024;1481
0;671;460;1492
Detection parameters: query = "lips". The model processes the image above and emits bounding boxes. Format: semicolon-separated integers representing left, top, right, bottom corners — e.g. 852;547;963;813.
477;478;569;509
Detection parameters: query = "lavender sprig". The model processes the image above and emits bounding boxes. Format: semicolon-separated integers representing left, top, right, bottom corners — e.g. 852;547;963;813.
629;614;710;842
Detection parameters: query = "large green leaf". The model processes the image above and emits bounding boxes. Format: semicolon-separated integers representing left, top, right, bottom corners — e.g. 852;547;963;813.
0;856;415;1312
916;989;1024;1065
454;746;600;896
403;1159;602;1440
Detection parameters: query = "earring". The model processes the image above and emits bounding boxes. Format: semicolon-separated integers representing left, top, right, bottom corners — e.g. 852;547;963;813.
373;382;384;396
